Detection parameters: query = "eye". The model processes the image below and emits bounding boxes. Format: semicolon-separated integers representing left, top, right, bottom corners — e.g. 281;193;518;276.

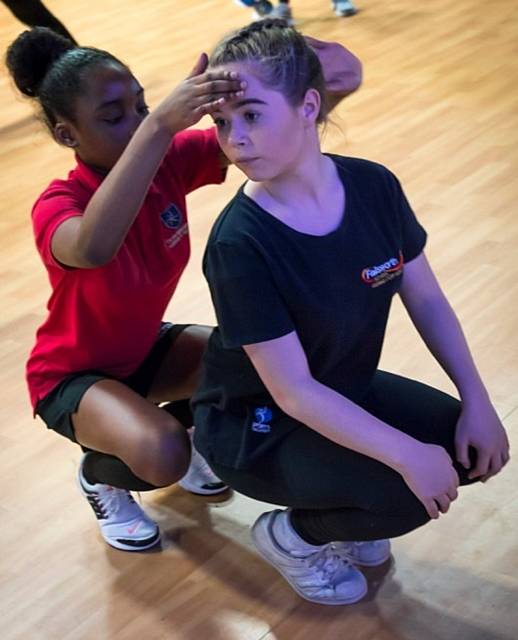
244;111;260;123
213;117;227;129
103;116;123;125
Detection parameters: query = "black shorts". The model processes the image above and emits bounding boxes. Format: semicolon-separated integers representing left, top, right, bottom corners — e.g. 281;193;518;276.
35;323;190;444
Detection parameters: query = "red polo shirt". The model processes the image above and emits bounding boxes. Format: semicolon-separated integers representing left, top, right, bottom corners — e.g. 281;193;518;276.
27;127;224;409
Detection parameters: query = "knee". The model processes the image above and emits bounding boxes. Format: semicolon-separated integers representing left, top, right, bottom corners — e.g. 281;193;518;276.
131;421;191;487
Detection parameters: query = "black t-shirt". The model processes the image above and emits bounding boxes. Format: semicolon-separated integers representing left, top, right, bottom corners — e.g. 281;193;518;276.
192;155;427;469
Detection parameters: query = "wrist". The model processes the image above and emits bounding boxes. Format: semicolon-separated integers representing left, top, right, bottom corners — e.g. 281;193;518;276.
384;434;422;476
459;383;491;408
147;109;180;138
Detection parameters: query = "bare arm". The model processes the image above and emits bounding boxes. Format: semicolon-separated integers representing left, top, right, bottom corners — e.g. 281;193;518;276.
52;54;244;268
399;252;509;479
305;35;362;112
244;331;459;518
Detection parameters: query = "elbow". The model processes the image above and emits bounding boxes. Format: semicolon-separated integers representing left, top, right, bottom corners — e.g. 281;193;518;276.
270;385;307;422
340;51;363;96
83;250;114;268
346;60;363;95
76;241;117;268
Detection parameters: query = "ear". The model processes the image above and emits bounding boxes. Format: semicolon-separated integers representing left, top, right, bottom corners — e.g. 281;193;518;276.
301;88;321;125
54;122;79;148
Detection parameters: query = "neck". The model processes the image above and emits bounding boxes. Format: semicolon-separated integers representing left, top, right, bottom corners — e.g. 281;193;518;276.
247;135;331;207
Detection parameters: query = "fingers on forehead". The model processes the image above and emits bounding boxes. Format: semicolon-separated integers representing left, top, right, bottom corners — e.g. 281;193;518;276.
203;69;238;82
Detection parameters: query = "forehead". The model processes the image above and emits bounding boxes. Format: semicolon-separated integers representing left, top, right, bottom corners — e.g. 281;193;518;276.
80;62;140;103
211;62;289;111
211;62;272;95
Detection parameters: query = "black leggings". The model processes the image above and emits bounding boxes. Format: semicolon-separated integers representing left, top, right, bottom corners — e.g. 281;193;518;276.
210;371;479;544
2;1;77;43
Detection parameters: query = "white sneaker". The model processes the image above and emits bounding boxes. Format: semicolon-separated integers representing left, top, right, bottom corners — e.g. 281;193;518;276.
251;510;368;605
178;431;228;495
78;454;160;552
251;0;274;20
332;539;391;567
333;0;358;17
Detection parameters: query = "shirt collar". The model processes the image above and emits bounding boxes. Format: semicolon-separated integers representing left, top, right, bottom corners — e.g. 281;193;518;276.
72;154;106;192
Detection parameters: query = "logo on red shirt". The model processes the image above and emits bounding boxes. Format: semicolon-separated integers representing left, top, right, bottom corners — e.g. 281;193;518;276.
160;203;182;229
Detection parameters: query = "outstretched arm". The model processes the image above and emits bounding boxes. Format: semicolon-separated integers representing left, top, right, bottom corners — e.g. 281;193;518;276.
399;252;510;480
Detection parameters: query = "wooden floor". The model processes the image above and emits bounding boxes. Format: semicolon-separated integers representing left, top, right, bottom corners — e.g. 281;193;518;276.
1;0;517;638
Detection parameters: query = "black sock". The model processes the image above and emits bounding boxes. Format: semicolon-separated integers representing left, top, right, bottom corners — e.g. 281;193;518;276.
82;452;158;492
290;509;328;545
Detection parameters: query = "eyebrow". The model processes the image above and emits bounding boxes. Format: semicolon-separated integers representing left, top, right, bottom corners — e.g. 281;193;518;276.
95;87;144;111
233;98;268;108
212;97;268;116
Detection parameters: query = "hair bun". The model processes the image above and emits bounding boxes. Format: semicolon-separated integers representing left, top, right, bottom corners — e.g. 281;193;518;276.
6;27;75;98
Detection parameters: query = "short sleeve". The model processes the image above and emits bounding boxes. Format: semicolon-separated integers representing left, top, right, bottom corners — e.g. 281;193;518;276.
166;127;225;194
204;240;295;349
32;189;83;269
392;174;427;263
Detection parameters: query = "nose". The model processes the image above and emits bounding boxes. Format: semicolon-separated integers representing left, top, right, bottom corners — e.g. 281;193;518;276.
227;122;247;148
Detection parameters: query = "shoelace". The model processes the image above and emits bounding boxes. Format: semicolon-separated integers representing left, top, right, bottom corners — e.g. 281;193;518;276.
305;545;351;583
96;486;135;517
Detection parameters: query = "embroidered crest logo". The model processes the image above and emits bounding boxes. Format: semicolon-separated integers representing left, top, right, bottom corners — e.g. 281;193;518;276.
160;203;182;229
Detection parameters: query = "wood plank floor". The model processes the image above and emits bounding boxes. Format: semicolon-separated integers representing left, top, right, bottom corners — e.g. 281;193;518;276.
0;0;517;638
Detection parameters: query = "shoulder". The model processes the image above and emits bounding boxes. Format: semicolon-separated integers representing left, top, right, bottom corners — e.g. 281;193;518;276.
31;170;88;239
33;172;85;215
207;188;258;245
329;154;406;205
329;154;398;183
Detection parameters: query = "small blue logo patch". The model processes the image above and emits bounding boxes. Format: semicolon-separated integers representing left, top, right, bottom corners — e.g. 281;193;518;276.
251;406;272;433
160;203;182;229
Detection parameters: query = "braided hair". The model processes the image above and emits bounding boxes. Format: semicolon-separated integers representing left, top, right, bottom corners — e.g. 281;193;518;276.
209;19;327;123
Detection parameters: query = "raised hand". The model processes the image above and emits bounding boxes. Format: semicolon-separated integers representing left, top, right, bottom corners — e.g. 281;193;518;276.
154;53;246;134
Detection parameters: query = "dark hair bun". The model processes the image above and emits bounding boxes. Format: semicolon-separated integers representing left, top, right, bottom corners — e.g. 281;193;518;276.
5;27;75;98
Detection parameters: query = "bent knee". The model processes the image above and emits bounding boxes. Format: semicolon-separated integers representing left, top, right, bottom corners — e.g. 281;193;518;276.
130;423;191;487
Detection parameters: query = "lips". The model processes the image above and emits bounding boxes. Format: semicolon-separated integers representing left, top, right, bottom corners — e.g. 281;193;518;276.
235;157;259;164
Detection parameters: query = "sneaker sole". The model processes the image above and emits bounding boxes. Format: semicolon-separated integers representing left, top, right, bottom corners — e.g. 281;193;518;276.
251;514;368;605
103;528;161;552
178;478;229;496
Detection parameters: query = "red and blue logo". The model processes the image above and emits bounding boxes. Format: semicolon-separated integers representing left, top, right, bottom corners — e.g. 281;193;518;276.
361;251;404;287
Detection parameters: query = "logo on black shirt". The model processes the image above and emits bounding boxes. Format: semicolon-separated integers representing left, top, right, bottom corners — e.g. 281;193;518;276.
361;251;404;288
251;406;272;433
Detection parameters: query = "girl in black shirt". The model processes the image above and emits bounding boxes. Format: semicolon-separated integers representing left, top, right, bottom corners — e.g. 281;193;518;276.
192;20;509;605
